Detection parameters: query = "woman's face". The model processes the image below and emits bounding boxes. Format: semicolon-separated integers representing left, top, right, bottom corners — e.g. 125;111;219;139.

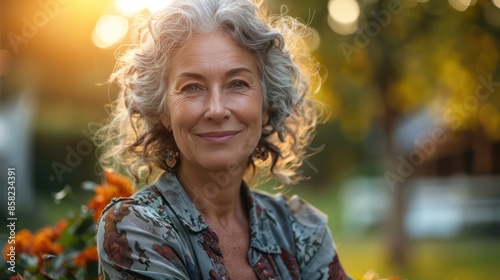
163;31;267;174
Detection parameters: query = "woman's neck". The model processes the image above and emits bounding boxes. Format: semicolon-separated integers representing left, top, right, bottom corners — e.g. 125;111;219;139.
177;162;247;226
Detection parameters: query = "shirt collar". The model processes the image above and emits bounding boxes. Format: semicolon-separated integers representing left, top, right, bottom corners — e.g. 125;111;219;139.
154;172;281;254
155;172;209;233
243;186;281;254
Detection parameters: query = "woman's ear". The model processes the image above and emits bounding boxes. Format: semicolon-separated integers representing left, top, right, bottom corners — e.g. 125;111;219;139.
161;115;172;131
263;111;269;125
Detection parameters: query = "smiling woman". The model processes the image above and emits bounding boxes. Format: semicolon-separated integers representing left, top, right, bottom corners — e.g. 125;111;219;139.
94;0;350;279
163;32;266;174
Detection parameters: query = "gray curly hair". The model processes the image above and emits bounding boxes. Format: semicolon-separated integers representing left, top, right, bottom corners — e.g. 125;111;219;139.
97;0;325;185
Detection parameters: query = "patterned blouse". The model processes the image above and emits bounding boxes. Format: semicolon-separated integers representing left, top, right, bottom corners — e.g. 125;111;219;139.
96;173;351;279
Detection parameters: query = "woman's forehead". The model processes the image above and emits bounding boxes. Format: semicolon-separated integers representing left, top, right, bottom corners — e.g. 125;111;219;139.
168;32;259;77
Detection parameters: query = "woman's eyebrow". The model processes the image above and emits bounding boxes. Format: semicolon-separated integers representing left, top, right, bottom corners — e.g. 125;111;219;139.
177;72;205;80
225;67;254;77
176;67;252;79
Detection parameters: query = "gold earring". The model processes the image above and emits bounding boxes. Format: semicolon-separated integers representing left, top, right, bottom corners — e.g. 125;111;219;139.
253;144;269;161
166;149;179;169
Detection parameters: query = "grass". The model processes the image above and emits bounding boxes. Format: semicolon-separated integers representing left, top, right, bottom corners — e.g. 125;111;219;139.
338;237;500;280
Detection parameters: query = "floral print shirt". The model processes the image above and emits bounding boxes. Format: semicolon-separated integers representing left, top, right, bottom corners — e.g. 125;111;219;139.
96;173;350;279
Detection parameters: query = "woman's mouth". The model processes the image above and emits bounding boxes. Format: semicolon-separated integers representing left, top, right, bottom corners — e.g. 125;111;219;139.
197;131;239;143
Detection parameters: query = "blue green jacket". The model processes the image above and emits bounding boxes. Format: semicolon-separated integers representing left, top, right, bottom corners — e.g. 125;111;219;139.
96;172;350;279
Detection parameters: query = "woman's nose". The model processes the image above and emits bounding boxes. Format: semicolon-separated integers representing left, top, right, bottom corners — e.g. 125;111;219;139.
205;89;230;121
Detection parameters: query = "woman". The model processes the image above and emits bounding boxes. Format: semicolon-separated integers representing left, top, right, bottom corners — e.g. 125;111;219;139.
96;0;350;279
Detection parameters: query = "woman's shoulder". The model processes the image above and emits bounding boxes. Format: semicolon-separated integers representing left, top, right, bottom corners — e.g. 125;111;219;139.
252;190;328;226
250;190;335;271
96;184;195;279
97;184;174;229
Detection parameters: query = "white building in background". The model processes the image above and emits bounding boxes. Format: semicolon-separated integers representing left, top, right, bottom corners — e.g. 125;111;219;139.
340;176;500;239
339;102;500;239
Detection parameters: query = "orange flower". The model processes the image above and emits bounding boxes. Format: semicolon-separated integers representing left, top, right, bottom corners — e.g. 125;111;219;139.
105;172;134;195
3;229;33;261
73;245;98;267
29;226;64;260
88;172;134;222
54;219;68;236
2;220;68;272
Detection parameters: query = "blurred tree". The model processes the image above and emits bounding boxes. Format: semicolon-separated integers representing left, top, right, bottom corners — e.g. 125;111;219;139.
269;0;500;268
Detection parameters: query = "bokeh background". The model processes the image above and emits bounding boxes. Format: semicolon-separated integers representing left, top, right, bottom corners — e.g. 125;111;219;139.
1;0;500;279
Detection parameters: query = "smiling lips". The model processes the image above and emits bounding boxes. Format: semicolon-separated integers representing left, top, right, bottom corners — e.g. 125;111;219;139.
198;131;239;143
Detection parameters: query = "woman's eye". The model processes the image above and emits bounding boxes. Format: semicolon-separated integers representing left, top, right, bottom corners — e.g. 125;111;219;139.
182;84;201;93
229;80;248;89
